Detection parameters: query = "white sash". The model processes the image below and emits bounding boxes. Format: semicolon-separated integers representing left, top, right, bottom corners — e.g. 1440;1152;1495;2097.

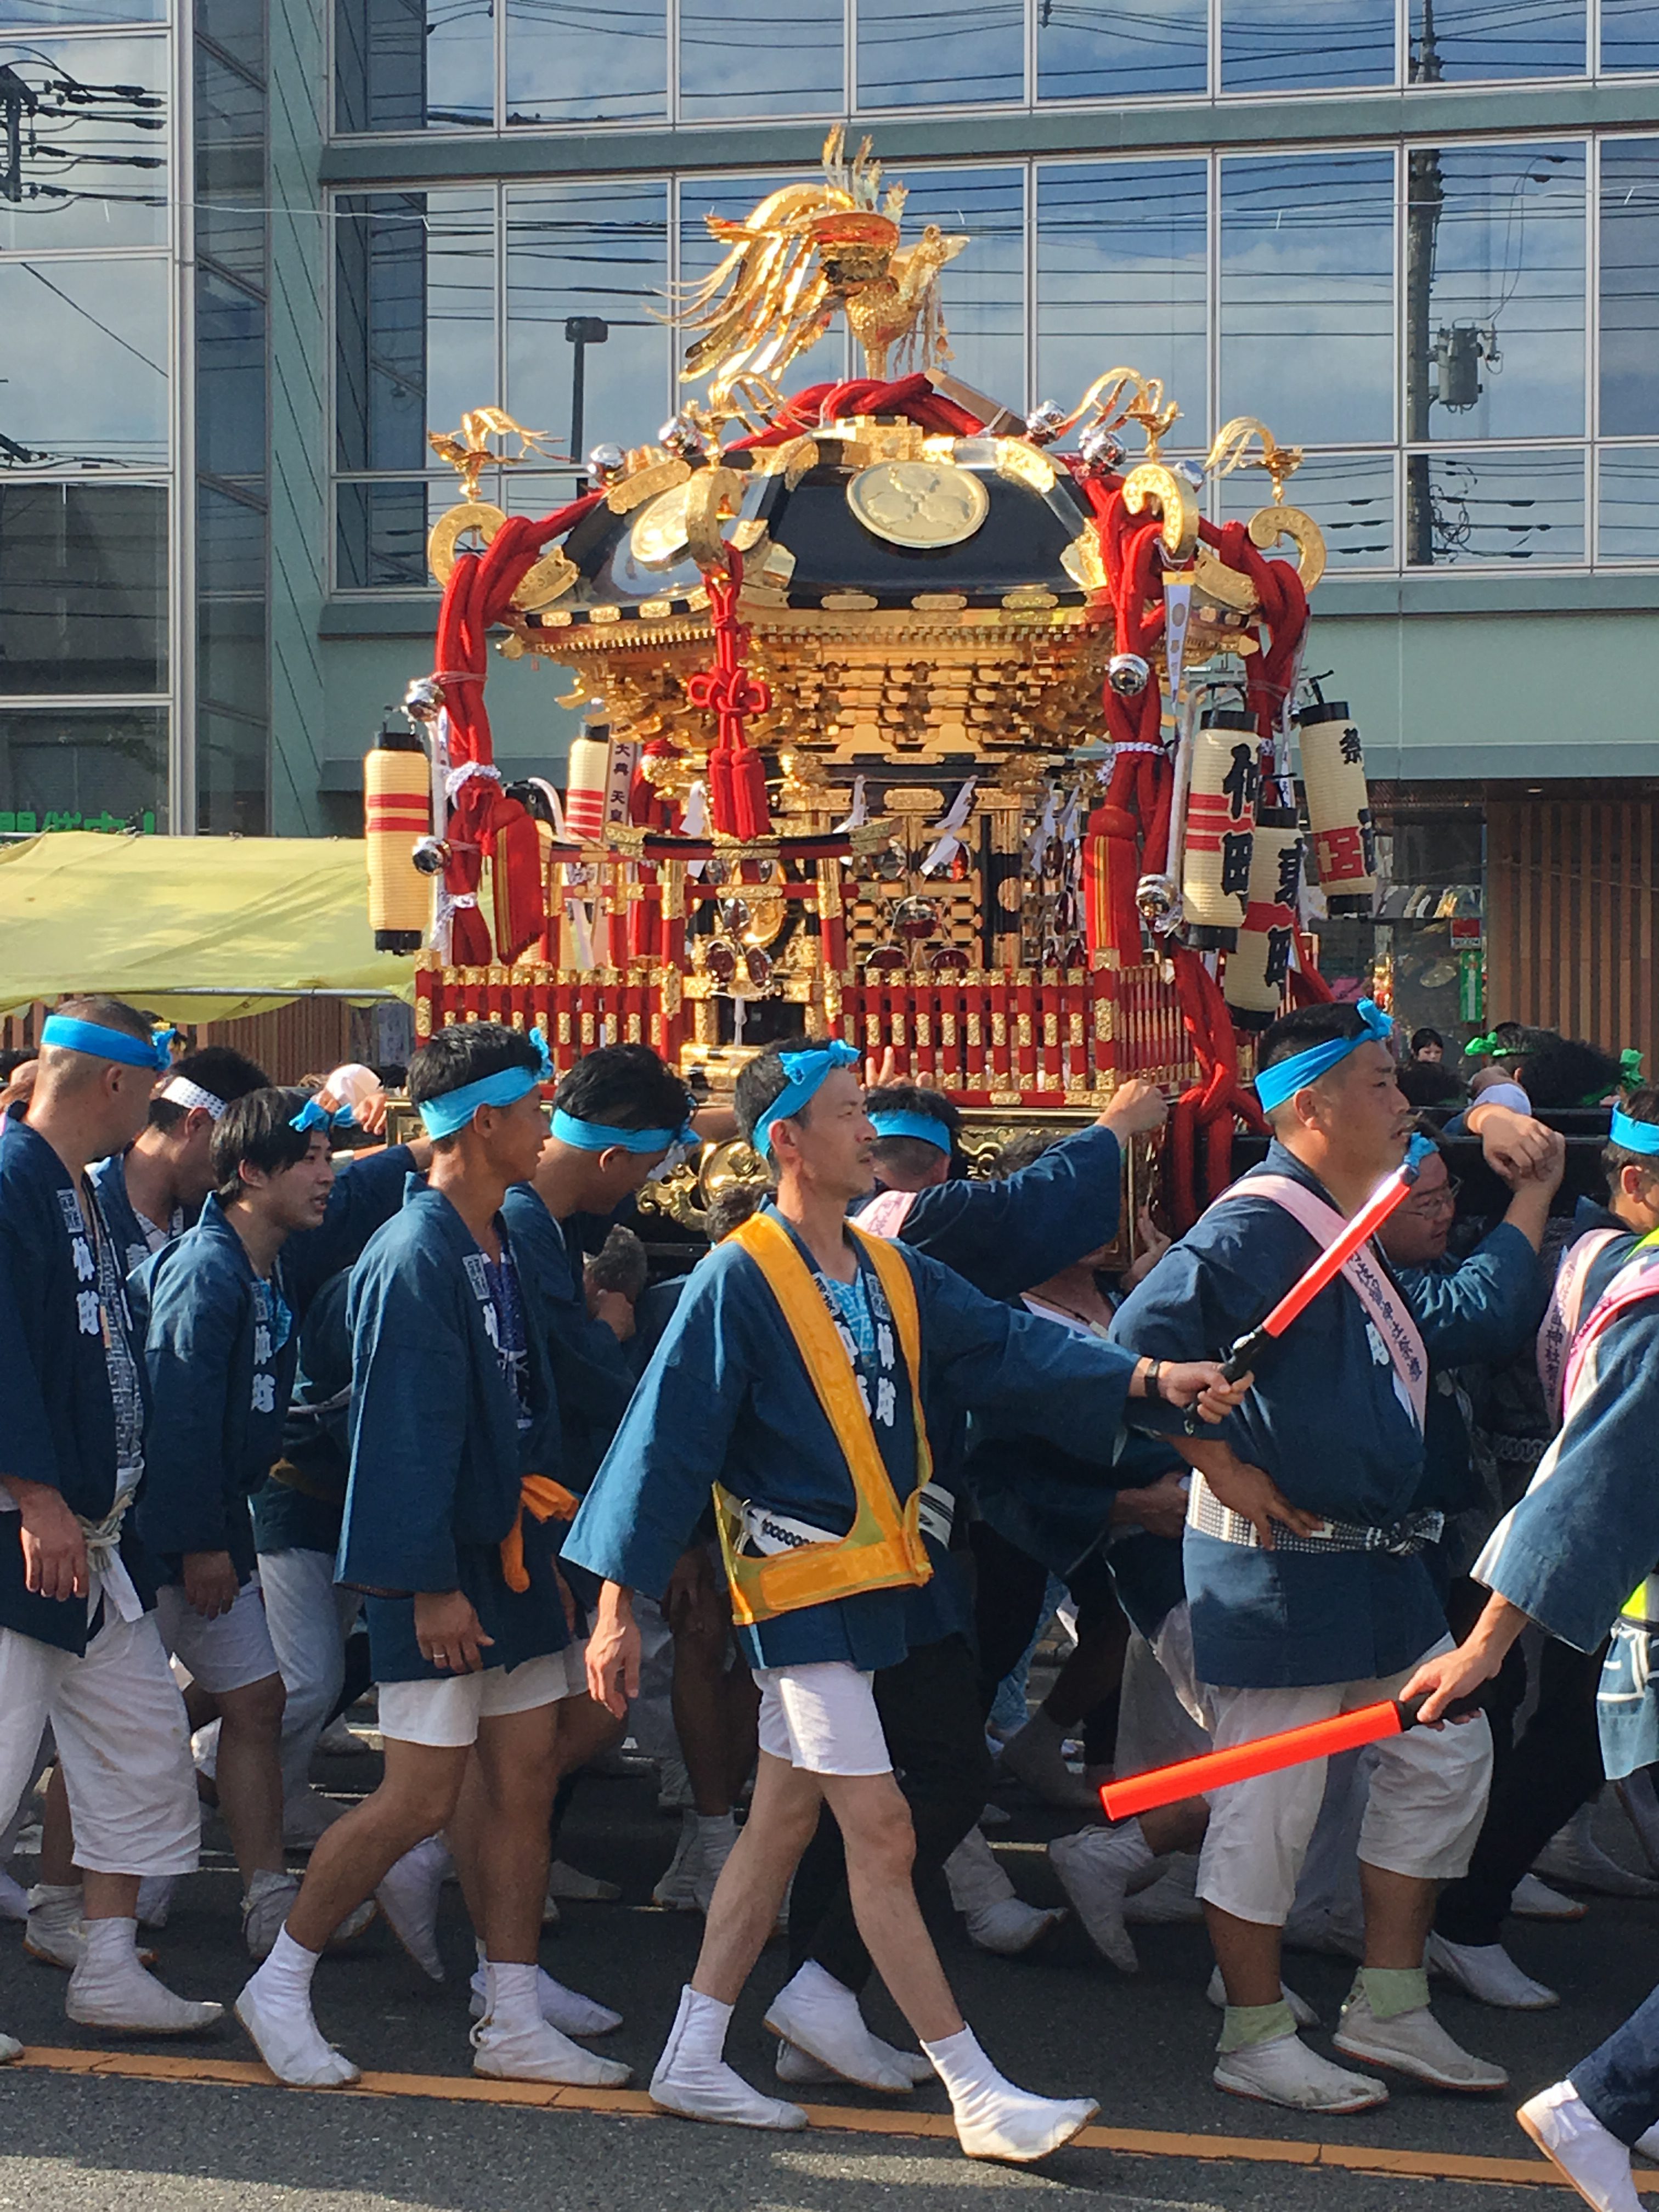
1210;1172;1430;1431
1537;1228;1627;1428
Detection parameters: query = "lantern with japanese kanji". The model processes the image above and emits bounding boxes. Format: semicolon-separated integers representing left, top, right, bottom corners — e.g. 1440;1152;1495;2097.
1181;707;1260;950
1298;699;1376;917
1224;808;1304;1028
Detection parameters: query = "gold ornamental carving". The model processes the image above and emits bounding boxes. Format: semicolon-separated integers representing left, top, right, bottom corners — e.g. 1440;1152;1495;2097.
606;456;693;515
1121;462;1198;562
1248;504;1327;591
428;500;506;585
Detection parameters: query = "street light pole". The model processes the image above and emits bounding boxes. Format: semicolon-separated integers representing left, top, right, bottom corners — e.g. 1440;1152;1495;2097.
564;315;609;489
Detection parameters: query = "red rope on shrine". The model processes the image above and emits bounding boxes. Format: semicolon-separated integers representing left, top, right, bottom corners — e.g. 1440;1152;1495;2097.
727;373;984;449
429;490;606;964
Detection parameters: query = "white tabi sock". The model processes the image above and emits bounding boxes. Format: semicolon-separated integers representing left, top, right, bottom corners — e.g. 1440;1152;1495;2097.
68;1917;224;2037
670;1984;732;2068
921;2023;1099;2163
469;1937;623;2038
765;1960;913;2093
236;1925;353;2086
254;1925;321;2012
651;1985;806;2130
81;1916;140;1972
483;1960;541;2034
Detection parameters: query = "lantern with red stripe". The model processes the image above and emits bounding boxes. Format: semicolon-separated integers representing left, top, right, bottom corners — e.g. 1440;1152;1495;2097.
1224;807;1303;1028
1180;706;1260;951
364;724;431;952
1298;699;1377;916
564;723;640;844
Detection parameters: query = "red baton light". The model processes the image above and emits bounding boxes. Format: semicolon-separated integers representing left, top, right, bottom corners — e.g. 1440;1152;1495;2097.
1099;1689;1481;1822
1217;1135;1435;1384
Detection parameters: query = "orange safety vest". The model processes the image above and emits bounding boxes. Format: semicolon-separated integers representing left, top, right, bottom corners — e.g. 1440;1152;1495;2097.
714;1211;935;1628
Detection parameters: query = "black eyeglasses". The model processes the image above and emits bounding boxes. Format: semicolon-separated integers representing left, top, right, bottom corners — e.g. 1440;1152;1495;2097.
1403;1176;1462;1217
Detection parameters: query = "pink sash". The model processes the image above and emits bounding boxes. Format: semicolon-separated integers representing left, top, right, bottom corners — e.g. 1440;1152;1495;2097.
1211;1173;1429;1431
856;1189;919;1240
1537;1228;1627;1427
1561;1243;1659;1425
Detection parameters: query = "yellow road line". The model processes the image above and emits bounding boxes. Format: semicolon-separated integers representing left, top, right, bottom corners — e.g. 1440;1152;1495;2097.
7;2045;1643;2191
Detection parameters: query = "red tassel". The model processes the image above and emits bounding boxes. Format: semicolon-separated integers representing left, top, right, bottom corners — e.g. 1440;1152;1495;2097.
687;549;772;840
489;807;546;966
730;749;770;842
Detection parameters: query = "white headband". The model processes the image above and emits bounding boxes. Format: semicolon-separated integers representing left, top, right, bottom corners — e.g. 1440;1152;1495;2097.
160;1075;227;1119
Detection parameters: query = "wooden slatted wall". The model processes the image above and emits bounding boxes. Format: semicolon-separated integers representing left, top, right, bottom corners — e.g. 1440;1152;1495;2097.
2;999;361;1086
1487;798;1659;1060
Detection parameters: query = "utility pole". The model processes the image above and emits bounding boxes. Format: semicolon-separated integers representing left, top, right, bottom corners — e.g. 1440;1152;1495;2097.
0;64;39;204
1404;0;1444;564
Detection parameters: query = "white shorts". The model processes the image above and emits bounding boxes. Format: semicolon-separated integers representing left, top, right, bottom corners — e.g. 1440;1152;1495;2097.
0;1613;200;1878
377;1645;584;1750
156;1576;281;1696
1197;1635;1493;1927
753;1660;891;1777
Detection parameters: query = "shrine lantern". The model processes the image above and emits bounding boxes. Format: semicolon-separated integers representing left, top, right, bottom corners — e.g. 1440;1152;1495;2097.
1224;808;1303;1028
1181;706;1260;951
564;723;640;844
364;725;431;953
1298;699;1377;916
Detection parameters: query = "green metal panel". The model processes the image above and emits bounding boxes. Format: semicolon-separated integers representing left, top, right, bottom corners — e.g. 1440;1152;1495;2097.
311;604;1659;792
317;634;587;795
1310;608;1659;780
320;83;1659;187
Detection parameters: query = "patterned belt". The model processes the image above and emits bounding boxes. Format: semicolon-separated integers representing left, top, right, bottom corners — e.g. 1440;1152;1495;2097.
1187;1472;1444;1559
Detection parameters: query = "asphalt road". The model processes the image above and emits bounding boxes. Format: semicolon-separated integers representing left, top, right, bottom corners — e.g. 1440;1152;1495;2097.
4;1730;1655;2211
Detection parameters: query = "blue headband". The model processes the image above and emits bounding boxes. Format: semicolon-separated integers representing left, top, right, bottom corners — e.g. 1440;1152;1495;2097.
1611;1109;1659;1158
41;1014;172;1073
417;1065;544;1140
1254;998;1395;1115
289;1097;360;1135
869;1109;952;1155
1404;1131;1438;1177
414;1028;555;1141
752;1040;861;1162
550;1107;696;1155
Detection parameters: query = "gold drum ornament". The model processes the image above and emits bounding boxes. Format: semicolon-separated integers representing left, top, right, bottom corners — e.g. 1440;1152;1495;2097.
845;460;990;549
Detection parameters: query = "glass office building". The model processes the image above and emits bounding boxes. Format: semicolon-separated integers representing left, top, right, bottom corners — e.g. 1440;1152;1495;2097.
1;0;1655;1025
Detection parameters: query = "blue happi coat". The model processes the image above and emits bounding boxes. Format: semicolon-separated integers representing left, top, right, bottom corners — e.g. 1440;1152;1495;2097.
1111;1141;1447;1690
250;1270;353;1559
131;1147;417;1587
875;1122;1123;1299
1398;1223;1549;1524
563;1201;1143;1672
133;1196;299;1582
0;1119;155;1653
1474;1226;1658;1657
871;1122;1128;1646
338;1181;568;1683
499;1185;634;1494
89;1150;177;1278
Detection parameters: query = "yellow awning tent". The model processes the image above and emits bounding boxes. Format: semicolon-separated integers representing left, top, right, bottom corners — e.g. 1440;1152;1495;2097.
0;833;416;1023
